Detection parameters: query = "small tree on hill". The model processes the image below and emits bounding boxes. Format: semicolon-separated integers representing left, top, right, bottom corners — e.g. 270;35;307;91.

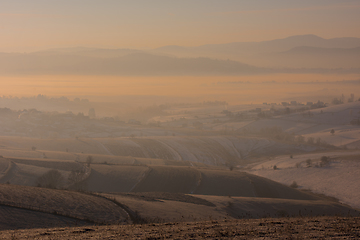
68;169;87;191
290;181;298;188
320;156;330;167
86;155;93;167
330;129;335;135
307;137;314;145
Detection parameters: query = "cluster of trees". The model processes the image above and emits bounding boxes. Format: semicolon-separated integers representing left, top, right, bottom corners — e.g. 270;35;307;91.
36;155;93;190
294;156;331;169
250;126;331;147
332;93;355;105
36;170;64;189
37;168;89;191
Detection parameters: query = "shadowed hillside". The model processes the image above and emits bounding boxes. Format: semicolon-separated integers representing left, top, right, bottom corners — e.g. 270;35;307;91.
0;184;129;225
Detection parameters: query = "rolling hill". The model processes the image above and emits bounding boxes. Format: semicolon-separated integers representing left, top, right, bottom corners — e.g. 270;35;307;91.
0;52;265;75
0;100;359;232
246;151;360;209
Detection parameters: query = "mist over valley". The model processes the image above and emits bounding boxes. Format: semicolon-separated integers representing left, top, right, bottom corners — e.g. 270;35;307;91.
1;1;360;238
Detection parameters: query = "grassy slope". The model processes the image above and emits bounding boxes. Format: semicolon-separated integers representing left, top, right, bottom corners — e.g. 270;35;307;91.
242;101;360;148
194;168;317;200
0;205;90;230
86;165;149;192
131;166;318;200
132;166;201;193
197;195;359;219
247;151;360;209
0;158;325;201
0;184;128;224
101;192;359;223
0;155;345;204
0;135;309;166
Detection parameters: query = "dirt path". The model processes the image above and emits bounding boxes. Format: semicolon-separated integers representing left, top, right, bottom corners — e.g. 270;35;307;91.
129;167;151;192
92;140;114;156
0;161;18;183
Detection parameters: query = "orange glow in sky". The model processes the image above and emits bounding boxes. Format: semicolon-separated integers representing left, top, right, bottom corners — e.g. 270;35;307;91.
0;1;360;52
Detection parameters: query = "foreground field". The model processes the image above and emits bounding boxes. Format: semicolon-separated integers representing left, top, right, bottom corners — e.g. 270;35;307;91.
1;216;359;239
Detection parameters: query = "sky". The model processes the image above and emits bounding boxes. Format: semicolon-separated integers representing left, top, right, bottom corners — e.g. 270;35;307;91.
1;0;360;52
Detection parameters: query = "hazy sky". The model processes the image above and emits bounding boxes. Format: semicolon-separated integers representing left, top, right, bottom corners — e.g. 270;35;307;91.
1;0;360;52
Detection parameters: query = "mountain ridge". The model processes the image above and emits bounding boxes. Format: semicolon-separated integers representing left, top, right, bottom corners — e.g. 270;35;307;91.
1;35;359;74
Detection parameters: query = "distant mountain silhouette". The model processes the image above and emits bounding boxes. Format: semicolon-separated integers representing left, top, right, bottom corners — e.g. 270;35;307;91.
280;46;360;55
0;52;267;75
33;47;140;58
1;35;360;75
153;35;360;68
265;46;360;68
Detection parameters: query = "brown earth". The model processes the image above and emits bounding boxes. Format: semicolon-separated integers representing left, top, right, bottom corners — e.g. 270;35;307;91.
0;216;359;239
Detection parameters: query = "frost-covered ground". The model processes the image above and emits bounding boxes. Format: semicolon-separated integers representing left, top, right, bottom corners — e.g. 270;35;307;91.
246;150;360;209
243;101;360;148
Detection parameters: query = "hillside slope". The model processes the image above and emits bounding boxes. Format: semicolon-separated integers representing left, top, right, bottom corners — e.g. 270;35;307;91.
241;101;360;148
0;184;128;224
246;151;360;209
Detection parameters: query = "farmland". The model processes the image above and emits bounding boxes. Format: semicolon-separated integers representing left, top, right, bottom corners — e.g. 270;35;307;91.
0;99;359;237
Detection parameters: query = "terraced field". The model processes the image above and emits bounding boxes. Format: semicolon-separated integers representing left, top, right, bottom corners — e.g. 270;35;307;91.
0;101;359;235
0;135;309;167
0;157;336;201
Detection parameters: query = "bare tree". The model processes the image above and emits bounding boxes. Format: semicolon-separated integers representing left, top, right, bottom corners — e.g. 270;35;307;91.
290;181;298;188
37;169;64;189
68;169;87;191
320;156;330;167
86;155;93;167
306;159;312;167
307;137;314;145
